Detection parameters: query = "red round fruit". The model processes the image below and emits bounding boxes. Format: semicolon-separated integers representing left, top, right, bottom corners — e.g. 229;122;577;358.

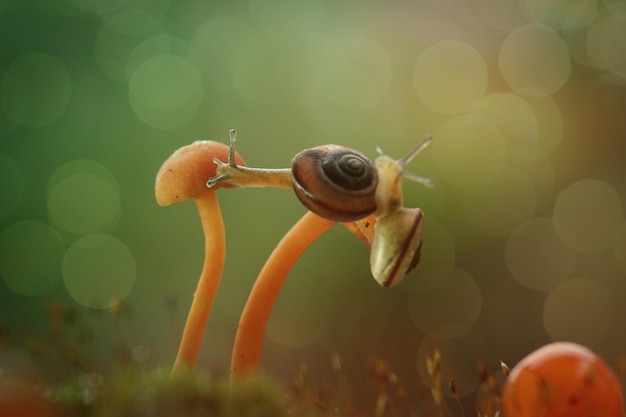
502;342;623;417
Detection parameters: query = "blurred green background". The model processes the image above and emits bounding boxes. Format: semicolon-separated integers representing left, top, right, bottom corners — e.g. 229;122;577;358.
1;0;626;409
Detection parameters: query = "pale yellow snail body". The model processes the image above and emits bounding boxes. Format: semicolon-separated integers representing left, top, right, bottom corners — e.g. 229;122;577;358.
206;130;433;286
369;142;432;287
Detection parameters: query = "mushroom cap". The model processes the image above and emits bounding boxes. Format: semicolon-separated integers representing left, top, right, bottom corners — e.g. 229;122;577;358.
155;140;246;206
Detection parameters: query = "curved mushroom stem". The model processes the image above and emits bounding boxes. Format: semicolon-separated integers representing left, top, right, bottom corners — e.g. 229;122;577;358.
230;211;335;382
172;191;225;373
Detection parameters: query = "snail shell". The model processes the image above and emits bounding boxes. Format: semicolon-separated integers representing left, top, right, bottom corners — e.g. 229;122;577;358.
370;207;424;287
291;145;378;222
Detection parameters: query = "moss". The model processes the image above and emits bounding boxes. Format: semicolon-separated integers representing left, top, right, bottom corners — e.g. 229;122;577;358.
53;368;325;417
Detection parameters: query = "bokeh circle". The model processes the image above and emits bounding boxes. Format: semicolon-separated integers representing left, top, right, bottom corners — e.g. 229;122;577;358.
499;24;571;96
413;40;488;115
48;164;120;236
1;52;72;126
505;218;577;291
128;54;203;129
543;278;612;346
63;234;136;309
553;179;622;253
0;221;65;296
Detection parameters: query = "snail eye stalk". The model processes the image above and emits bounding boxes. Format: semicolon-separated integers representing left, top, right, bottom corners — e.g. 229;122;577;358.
398;135;434;188
377;135;434;189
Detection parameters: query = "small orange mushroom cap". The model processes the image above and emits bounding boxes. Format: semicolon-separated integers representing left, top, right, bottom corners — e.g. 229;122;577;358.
502;341;624;417
155;140;246;206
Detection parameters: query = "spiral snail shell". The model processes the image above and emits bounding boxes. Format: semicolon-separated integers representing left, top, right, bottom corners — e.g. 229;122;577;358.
291;145;378;222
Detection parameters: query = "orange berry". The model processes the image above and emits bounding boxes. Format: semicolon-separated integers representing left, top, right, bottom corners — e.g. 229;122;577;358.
502;342;623;417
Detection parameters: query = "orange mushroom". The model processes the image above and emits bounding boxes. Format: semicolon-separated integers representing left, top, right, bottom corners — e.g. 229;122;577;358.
155;137;245;373
502;342;623;417
230;210;336;379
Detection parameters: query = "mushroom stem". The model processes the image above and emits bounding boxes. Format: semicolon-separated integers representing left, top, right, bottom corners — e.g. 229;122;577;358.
172;191;225;373
230;211;335;381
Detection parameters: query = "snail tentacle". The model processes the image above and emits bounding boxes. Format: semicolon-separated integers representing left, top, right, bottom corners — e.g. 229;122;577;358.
396;135;432;167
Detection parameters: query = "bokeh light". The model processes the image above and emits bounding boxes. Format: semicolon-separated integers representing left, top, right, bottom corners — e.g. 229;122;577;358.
413;41;488;115
507;145;555;211
0;153;24;223
586;5;626;77
505;218;576;291
464;165;536;237
166;1;220;39
499;24;571;96
302;36;392;135
0;221;65;296
431;115;506;187
47;160;120;236
190;16;254;91
249;0;324;35
407;266;482;335
473;0;526;33
1;52;72;126
521;0;597;32
596;9;626;75
62;234;136;309
101;0;169;35
542;278;612;347
126;34;191;83
128;54;204;129
469;93;538;145
553;179;622;253
564;24;592;68
95;23;155;83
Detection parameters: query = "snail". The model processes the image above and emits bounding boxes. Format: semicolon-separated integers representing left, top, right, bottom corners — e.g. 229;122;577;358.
207;136;378;222
206;129;433;286
369;141;433;286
